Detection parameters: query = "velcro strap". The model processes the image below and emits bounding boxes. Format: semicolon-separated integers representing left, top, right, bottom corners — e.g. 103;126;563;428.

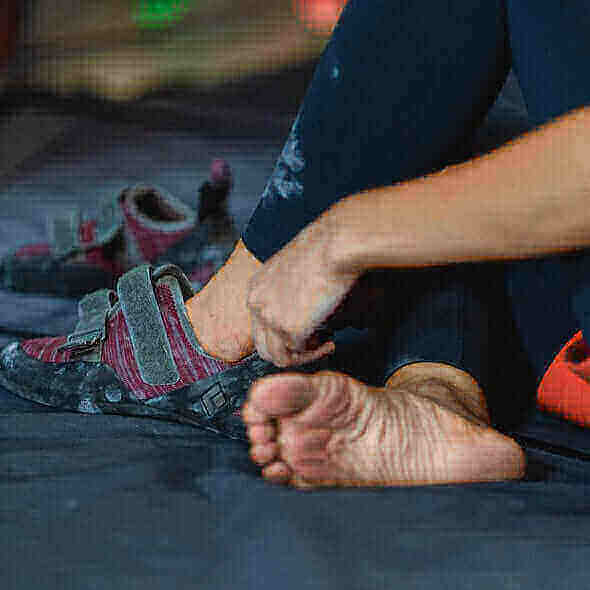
59;288;115;352
117;264;180;386
50;209;81;258
50;194;124;258
96;192;125;245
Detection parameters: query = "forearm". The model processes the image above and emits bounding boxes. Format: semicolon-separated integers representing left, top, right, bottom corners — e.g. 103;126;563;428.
327;105;590;272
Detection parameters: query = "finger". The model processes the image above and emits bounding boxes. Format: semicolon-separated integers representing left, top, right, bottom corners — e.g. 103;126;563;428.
302;328;334;352
277;338;336;368
287;340;336;366
254;324;294;368
251;315;279;363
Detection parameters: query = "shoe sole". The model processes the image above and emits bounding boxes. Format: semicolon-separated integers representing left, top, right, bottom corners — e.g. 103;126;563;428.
0;341;285;441
1;258;116;298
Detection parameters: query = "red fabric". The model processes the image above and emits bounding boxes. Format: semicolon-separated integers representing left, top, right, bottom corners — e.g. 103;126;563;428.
80;220;126;276
15;201;196;278
79;220;96;245
14;243;51;258
210;158;232;187
20;283;240;402
21;336;70;363
537;330;590;427
14;220;123;275
15;221;97;260
100;283;233;400
121;199;194;262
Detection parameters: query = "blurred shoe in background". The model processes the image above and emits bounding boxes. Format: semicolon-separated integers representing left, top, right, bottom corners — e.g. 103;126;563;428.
0;159;237;297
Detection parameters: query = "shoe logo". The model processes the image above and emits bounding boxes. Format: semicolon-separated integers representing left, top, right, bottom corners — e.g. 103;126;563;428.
199;383;228;417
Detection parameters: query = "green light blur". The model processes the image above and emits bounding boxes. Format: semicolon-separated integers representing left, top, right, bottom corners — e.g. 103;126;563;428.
132;0;193;30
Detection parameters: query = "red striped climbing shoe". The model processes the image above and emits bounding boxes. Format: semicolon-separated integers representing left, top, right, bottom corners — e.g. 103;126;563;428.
0;159;235;297
0;263;282;440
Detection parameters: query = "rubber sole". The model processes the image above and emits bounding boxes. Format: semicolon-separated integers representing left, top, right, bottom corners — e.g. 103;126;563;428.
1;257;116;298
0;341;283;441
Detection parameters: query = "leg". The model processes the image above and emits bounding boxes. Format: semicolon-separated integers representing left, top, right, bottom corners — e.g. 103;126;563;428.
376;263;537;431
506;0;590;129
497;0;590;383
186;0;512;360
505;252;590;387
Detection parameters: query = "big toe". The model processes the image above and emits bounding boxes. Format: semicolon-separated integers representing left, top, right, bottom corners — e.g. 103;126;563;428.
244;372;324;481
245;372;318;424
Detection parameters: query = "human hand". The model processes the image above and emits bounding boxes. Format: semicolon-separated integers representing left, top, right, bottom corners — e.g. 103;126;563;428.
246;216;360;367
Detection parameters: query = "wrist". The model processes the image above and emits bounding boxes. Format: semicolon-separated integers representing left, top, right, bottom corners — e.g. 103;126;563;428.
325;187;406;275
322;195;368;278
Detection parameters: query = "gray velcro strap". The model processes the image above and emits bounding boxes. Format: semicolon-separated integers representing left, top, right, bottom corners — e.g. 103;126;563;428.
117;264;180;386
76;289;116;334
59;288;115;352
96;192;125;245
50;209;81;258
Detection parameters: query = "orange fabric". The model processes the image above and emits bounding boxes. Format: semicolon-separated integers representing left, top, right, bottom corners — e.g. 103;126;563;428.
538;330;590;427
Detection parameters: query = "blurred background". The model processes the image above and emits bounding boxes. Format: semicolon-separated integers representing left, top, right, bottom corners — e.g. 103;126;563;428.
0;0;346;177
0;0;528;230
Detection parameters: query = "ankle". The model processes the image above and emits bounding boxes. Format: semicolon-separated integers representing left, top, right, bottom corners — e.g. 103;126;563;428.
185;302;253;362
385;362;490;426
184;239;262;362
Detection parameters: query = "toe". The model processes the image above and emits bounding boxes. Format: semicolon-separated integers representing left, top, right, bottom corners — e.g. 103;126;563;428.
248;373;316;419
262;461;292;484
278;427;332;457
291;457;331;482
247;423;276;445
249;442;280;465
241;400;270;425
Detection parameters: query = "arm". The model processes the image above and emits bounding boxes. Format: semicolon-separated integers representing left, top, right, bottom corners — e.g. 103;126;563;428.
327;105;590;272
246;105;590;366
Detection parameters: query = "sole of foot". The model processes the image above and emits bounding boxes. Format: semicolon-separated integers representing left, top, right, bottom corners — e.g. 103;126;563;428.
242;366;526;489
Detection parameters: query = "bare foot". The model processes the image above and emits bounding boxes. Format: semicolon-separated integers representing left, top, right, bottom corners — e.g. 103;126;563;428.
185;239;261;361
242;366;526;488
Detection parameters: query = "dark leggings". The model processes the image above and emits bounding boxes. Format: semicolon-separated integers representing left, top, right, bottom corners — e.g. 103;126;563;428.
241;0;590;429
